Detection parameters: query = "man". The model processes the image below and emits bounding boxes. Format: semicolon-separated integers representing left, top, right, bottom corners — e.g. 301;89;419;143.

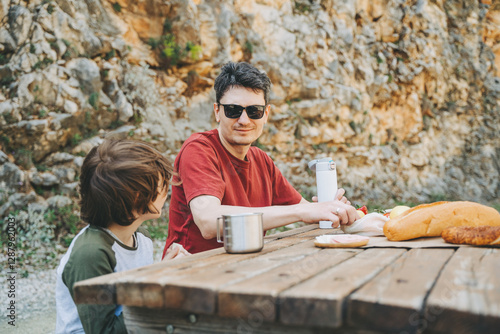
163;62;358;255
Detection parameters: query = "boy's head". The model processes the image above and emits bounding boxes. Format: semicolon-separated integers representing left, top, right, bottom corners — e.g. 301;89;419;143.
79;139;174;228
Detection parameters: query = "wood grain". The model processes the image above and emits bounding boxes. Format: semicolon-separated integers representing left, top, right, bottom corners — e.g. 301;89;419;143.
279;248;405;328
218;245;361;321
123;306;330;334
424;247;500;334
73;246;224;304
347;248;454;334
116;228;328;312
74;225;322;306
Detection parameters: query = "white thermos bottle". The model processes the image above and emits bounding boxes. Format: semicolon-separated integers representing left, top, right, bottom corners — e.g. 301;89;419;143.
308;158;338;229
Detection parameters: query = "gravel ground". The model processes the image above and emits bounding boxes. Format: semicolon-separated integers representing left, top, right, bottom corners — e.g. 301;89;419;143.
0;268;57;334
0;240;167;334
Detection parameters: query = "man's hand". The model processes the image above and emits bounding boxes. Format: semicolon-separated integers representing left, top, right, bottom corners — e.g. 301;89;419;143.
163;243;191;261
306;188;359;227
311;188;352;205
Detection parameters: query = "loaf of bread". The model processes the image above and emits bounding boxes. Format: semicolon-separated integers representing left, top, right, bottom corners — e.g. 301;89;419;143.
383;201;500;241
442;226;500;246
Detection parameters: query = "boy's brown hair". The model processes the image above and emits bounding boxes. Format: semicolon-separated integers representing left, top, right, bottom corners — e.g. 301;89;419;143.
79;139;174;228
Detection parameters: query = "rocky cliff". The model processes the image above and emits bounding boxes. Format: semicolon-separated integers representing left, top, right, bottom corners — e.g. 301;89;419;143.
1;0;499;247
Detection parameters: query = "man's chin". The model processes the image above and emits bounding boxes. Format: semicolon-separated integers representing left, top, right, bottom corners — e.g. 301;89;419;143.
231;139;254;146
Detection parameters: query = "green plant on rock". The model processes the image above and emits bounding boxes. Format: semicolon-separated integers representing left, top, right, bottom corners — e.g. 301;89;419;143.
0;76;14;88
186;42;202;61
62;39;78;60
161;34;183;66
147;37;160;49
133;112;142;125
0;203;66;269
47;4;54;14
104;49;116;60
112;2;121;12
58;205;80;234
0;53;9;65
243;40;253;61
0;135;10;145
49;40;60;54
14;148;34;169
109;120;124;129
84;111;92;124
163;18;173;33
294;1;310;13
147;19;203;68
71;133;82;146
89;92;99;110
35;163;49;172
32;58;54;70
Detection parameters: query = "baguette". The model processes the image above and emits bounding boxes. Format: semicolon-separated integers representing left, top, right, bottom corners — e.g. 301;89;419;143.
383;201;500;241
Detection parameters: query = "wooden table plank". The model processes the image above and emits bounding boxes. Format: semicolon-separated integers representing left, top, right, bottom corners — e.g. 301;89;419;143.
123;306;331;334
424;247;500;334
218;245;362;321
73;246;225;304
279;248;406;328
347;248;454;334
74;225;323;305
264;224;318;240
116;232;328;313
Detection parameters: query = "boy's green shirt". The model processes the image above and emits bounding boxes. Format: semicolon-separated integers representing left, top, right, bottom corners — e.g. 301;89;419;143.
56;225;153;334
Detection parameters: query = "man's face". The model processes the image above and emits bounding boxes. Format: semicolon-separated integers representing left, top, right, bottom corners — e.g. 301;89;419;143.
214;86;270;153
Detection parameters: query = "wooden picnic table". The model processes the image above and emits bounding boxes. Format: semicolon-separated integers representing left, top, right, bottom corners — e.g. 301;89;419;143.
74;224;500;334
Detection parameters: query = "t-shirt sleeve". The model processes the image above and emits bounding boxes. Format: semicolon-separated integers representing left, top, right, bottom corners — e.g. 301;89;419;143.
263;153;302;205
62;243;127;334
177;140;226;203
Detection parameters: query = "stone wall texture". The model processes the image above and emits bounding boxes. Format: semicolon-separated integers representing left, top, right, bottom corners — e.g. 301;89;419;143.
1;0;499;220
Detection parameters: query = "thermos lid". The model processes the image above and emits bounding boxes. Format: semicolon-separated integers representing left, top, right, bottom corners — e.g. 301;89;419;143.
308;157;335;171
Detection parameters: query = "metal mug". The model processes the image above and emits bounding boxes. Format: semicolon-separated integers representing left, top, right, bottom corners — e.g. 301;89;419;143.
216;213;264;253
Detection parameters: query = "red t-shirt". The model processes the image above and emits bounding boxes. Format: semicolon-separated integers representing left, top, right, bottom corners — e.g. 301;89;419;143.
163;129;302;256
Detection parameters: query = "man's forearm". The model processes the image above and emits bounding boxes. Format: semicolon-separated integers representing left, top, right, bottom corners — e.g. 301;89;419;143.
190;197;308;239
190;194;358;240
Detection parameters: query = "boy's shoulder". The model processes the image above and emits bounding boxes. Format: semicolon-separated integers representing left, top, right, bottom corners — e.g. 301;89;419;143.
60;226;119;291
136;225;152;240
66;226;118;268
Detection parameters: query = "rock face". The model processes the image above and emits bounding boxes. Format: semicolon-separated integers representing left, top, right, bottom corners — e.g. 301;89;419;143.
0;0;499;222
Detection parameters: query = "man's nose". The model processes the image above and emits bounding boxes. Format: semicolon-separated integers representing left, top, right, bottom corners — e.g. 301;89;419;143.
237;109;251;124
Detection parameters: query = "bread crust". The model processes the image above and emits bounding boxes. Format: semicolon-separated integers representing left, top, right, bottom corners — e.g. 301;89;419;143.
442;226;500;246
383;201;500;241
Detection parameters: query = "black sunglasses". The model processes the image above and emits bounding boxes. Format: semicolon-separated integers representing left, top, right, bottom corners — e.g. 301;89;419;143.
219;104;266;119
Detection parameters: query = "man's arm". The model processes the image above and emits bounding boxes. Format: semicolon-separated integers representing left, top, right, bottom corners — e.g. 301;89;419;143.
190;190;358;240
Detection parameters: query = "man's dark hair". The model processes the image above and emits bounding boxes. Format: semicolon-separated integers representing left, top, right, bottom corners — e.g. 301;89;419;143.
214;62;271;104
79;139;174;228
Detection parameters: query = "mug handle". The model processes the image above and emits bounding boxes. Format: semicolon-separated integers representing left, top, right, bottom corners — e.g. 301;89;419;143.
216;217;223;243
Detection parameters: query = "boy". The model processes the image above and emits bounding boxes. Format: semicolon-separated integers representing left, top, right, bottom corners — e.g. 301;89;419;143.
56;139;188;333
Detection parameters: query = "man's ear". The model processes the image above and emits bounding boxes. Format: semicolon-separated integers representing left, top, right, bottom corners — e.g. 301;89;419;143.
264;104;271;123
214;103;220;122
